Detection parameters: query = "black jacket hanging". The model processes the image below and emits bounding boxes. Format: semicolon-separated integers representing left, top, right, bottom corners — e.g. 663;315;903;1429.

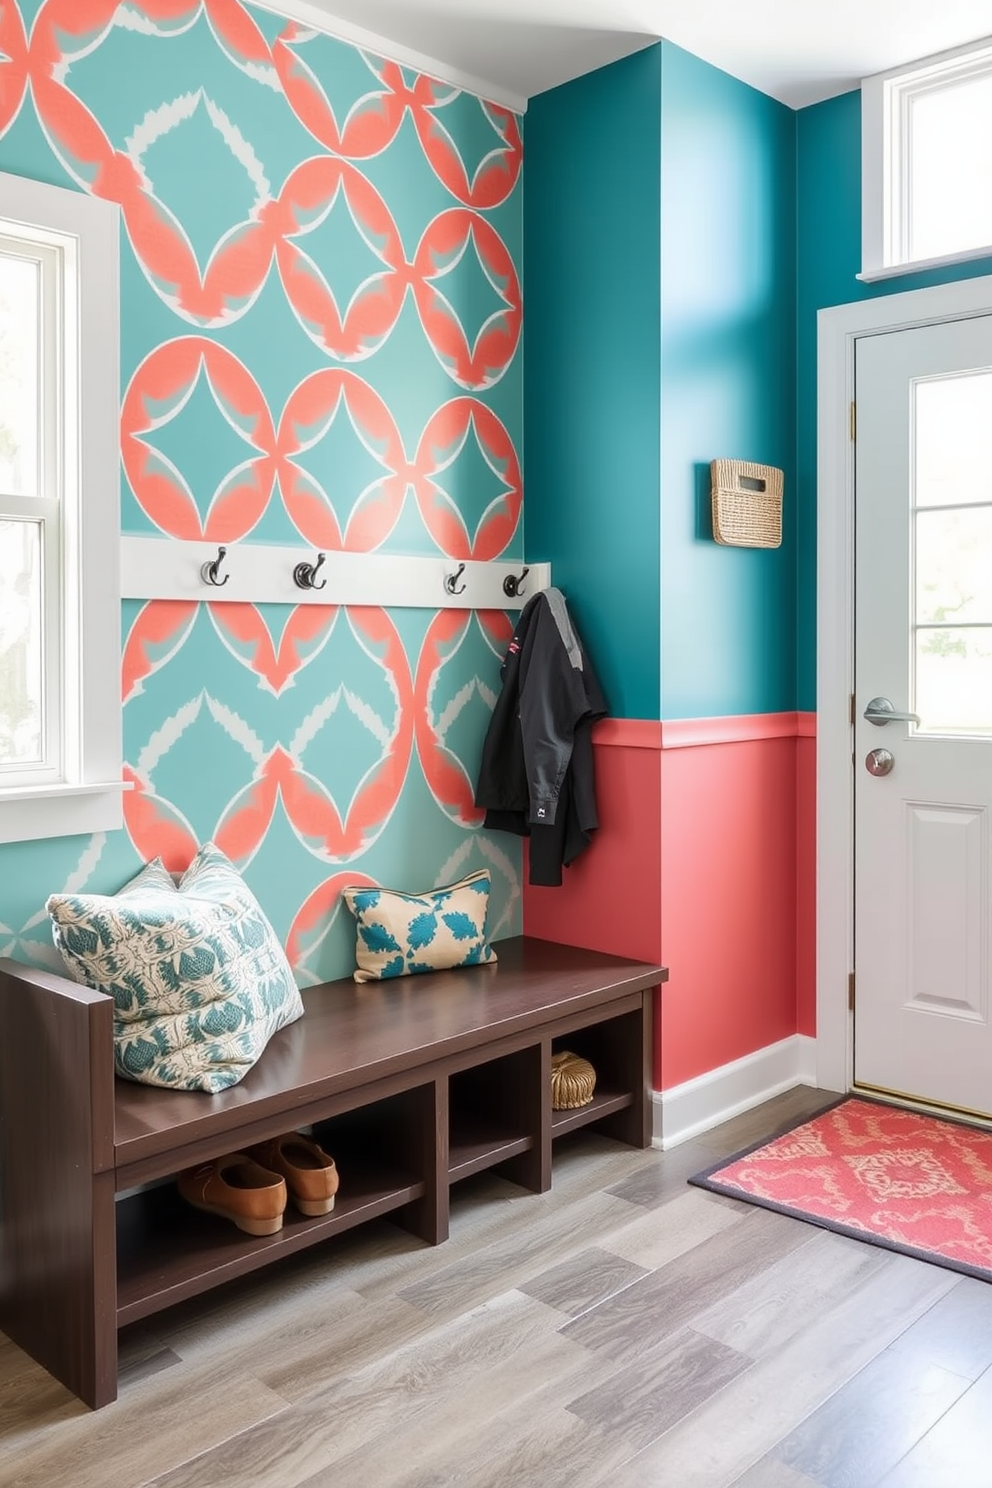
475;588;606;886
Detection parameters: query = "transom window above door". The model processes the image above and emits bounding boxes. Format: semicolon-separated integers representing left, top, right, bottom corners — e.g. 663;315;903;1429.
862;37;992;281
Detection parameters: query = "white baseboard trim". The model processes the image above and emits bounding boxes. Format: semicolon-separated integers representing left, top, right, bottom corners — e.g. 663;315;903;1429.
652;1035;819;1150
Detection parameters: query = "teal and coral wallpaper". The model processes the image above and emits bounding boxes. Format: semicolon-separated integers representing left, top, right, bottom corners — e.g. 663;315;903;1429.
0;0;524;982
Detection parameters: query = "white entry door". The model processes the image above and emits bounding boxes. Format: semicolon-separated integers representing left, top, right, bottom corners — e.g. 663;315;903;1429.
855;313;992;1117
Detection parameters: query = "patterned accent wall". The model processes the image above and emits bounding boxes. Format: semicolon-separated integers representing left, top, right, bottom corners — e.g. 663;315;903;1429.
0;0;523;983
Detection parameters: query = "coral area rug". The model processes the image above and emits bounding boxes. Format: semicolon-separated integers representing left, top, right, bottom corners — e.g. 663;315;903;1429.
689;1097;992;1282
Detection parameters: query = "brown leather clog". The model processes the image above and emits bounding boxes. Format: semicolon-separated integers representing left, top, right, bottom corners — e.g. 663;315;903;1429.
177;1153;287;1236
250;1133;339;1216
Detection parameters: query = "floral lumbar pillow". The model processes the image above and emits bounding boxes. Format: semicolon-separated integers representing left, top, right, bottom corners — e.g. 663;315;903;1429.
341;870;497;983
47;843;304;1093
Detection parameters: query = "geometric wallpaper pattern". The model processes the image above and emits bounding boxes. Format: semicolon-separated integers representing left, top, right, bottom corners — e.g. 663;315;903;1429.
0;0;523;984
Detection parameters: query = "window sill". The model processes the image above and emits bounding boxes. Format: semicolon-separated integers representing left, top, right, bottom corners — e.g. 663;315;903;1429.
858;243;992;283
0;780;132;845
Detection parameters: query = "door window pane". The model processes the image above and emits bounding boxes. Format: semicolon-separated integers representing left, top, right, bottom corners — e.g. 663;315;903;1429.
0;251;40;498
0;518;43;764
916;626;992;735
915;371;992;508
917;506;992;624
914;371;992;735
909;75;992;262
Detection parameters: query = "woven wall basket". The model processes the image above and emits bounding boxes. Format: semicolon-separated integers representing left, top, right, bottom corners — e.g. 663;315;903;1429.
711;459;783;549
551;1050;596;1109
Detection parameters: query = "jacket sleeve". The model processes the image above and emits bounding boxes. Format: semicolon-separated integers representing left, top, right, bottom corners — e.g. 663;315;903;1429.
518;596;595;827
474;598;534;819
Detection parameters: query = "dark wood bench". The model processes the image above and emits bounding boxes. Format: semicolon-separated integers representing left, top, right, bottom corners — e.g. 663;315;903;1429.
0;936;666;1408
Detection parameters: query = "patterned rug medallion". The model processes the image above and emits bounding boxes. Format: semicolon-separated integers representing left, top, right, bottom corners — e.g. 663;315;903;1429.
689;1097;992;1281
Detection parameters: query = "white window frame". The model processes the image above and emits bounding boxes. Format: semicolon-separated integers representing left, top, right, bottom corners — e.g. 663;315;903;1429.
0;171;124;844
861;36;992;283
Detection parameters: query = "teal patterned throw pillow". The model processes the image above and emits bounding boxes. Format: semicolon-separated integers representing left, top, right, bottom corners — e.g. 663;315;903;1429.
47;844;304;1093
342;871;497;983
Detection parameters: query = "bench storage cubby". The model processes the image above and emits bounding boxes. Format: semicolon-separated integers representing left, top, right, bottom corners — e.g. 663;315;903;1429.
0;935;666;1408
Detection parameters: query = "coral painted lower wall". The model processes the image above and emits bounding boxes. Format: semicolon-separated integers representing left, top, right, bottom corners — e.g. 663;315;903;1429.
523;714;815;1091
658;725;799;1088
522;722;662;966
0;1;523;979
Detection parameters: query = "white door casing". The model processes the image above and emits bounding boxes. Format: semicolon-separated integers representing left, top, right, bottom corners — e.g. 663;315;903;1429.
817;273;992;1098
854;316;992;1114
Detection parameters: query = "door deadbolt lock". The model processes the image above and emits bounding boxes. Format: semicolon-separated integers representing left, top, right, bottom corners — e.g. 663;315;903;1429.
865;748;894;777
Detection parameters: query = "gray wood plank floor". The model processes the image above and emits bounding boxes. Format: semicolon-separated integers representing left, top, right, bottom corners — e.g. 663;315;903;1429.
4;1085;992;1487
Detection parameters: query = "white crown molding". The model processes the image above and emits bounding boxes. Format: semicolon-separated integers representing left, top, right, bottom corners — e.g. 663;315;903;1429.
251;0;528;113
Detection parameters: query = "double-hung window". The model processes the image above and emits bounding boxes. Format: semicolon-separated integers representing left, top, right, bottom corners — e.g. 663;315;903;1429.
0;171;123;844
862;38;992;280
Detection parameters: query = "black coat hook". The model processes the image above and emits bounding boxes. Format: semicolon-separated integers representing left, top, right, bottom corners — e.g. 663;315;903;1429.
200;546;229;587
502;566;529;599
444;562;467;596
293;552;327;591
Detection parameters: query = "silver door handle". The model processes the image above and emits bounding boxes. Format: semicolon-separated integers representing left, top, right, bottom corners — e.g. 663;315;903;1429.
864;696;920;726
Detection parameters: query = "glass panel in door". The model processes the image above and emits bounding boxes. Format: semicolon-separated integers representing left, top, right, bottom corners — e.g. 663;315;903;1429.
913;370;992;735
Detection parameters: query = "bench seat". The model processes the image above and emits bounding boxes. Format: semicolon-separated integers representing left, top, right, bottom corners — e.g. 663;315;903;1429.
0;935;666;1408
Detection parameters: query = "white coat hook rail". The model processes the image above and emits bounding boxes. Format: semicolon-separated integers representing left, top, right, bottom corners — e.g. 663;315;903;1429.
121;537;551;610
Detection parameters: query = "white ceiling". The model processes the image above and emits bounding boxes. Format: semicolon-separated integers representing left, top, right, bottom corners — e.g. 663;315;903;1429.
280;0;992;112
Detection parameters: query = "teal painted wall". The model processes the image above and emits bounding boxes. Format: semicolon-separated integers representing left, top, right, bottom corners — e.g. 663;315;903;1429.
525;43;796;722
524;47;662;722
796;89;992;709
529;68;992;723
660;44;796;719
0;2;523;978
